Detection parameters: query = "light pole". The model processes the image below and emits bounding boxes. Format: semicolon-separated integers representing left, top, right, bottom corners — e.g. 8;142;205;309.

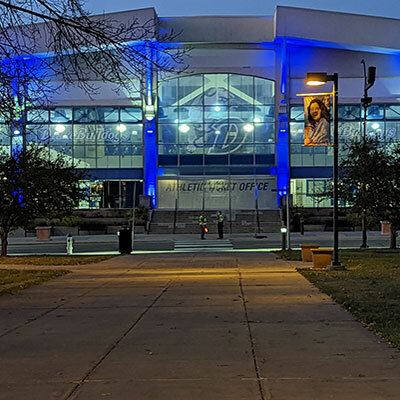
306;72;341;268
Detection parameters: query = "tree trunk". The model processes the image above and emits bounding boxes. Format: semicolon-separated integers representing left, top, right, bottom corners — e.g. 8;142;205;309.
1;231;8;257
390;225;397;249
360;212;368;248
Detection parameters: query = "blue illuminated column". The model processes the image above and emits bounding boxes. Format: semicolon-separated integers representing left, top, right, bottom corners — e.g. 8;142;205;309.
276;39;290;207
143;42;158;208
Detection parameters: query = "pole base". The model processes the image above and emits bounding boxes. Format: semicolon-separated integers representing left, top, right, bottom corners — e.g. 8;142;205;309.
327;263;346;271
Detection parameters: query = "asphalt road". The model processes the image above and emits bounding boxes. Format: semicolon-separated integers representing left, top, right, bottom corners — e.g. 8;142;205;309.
6;231;397;255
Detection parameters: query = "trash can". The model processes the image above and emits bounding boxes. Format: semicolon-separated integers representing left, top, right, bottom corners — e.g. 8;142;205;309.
118;229;132;254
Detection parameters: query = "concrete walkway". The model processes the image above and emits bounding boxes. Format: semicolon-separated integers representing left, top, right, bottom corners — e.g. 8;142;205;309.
1;253;400;399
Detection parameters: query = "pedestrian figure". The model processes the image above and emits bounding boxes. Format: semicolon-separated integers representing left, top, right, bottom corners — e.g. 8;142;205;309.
199;212;207;239
216;210;224;239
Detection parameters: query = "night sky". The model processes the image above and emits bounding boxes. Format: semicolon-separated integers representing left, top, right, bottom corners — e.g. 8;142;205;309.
85;0;400;19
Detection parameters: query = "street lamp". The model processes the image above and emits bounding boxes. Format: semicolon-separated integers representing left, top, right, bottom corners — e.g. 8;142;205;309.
306;72;341;268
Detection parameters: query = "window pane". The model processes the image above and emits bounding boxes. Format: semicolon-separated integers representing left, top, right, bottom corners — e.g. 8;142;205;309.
339;122;361;142
230;143;254;154
255;143;275;155
97;107;119;123
96;125;120;144
74;125;97;144
179;107;203;123
158;143;178;155
204;74;228;106
205;106;227;122
290;122;304;143
26;125;49;143
159;78;179;106
229;105;254;122
120;154;143;168
73;145;96;168
256;105;274;122
254;123;275;143
363;105;384;120
178;123;203;145
366;121;384;140
120;107;142;122
386;104;400;120
50;145;73;166
254;77;274;104
159;124;178;144
120;144;142;156
290;106;304;121
229;74;254;105
179;75;203;106
120;124;142;144
27;109;48;123
179;144;203;155
49;124;72;144
73;108;97;123
50;108;72;123
385;121;400;141
97;145;120;168
0;125;10;145
158;106;178;123
339;105;360;120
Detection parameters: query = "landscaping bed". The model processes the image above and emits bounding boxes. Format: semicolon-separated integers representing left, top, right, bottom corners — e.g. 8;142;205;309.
0;255;115;265
0;255;115;295
0;269;69;295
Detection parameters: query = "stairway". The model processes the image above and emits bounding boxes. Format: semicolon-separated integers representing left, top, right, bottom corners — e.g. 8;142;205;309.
149;210;281;234
174;239;233;252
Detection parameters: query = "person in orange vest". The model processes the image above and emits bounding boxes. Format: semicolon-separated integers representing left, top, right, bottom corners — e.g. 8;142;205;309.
199;213;207;239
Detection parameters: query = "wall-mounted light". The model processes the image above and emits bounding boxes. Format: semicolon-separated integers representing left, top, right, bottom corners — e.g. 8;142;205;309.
371;123;380;130
145;104;155;121
116;123;127;133
179;124;190;133
243;124;254;133
55;124;66;133
214;106;221;112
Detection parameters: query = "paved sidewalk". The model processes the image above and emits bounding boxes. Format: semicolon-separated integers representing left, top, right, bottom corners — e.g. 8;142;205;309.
1;253;400;399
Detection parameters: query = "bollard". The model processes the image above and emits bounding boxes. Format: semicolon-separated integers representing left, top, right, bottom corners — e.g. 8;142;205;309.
66;233;74;255
300;217;305;235
280;226;287;251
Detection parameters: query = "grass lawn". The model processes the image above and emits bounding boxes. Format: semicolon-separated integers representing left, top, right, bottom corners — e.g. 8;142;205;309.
0;269;70;295
277;249;400;348
0;255;115;265
0;255;115;295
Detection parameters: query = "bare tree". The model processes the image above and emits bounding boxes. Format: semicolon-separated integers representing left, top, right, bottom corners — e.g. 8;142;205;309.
0;1;186;96
0;1;186;147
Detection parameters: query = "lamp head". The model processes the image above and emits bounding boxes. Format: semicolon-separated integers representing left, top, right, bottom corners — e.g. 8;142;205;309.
306;72;328;86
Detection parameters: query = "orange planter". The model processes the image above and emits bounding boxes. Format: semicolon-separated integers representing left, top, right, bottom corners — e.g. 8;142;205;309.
36;226;51;241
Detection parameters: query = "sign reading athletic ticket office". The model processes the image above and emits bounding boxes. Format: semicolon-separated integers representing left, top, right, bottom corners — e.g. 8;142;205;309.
157;177;277;210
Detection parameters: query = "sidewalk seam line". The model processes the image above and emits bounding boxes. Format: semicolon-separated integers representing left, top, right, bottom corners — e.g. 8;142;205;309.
237;260;268;400
63;280;172;400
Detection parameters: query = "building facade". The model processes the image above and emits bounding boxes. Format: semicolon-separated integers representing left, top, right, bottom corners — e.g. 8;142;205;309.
3;6;400;211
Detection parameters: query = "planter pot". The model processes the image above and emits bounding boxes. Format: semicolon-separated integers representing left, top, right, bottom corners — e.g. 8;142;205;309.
36;226;51;241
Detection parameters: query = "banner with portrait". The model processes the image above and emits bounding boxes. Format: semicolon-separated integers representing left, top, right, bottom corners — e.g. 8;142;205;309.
304;95;331;146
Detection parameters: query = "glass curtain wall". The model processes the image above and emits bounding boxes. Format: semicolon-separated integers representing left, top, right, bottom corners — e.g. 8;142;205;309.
158;74;275;167
17;106;144;168
289;103;400;207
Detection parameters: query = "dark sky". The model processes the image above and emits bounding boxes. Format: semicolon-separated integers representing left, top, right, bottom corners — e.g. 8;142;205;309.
85;0;400;18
